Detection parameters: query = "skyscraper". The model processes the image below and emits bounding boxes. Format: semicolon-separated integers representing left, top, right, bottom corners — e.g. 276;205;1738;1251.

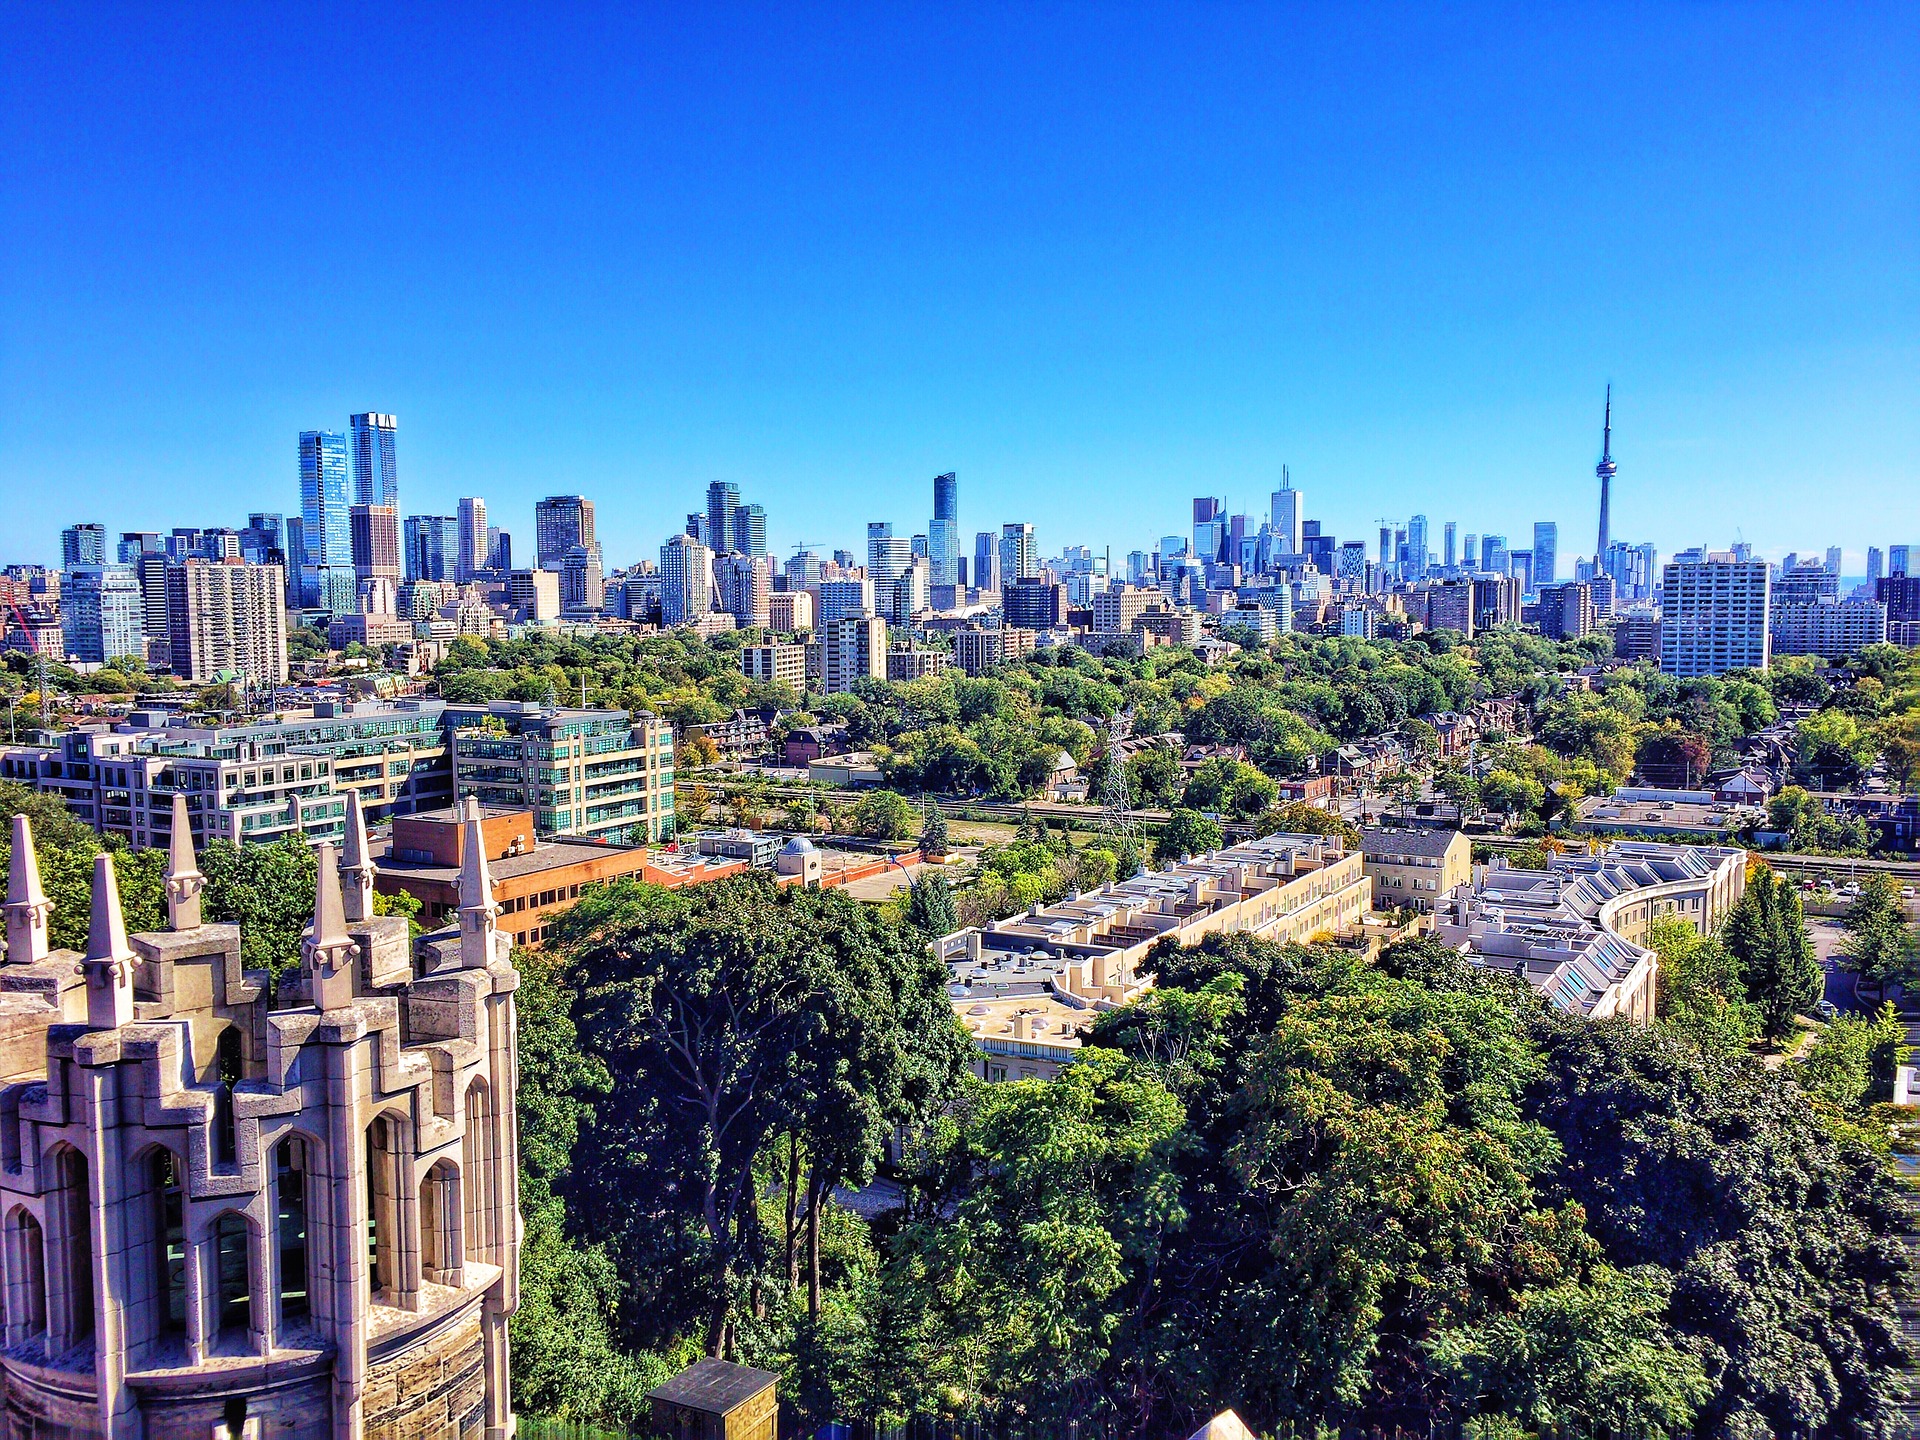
1660;553;1770;678
1481;535;1509;576
60;564;145;663
731;504;767;558
1442;521;1457;570
1462;533;1479;570
1000;522;1037;582
1893;545;1912;578
1378;526;1393;566
456;498;488;582
61;523;107;568
930;472;960;587
299;430;355;612
403;516;461;582
1867;548;1885;586
867;522;910;585
1532;522;1558;590
1193;498;1224;564
1825;546;1844;576
973;532;1002;592
350;412;398;507
660;533;713;625
534;496;597;571
1595;386;1616;563
166;559;289;684
1270;472;1303;556
706;482;741;555
349;503;403;590
1406;516;1429;581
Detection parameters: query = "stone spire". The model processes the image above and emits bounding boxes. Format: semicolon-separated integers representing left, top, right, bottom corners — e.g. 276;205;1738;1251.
4;813;52;965
84;852;136;1029
457;797;498;969
303;842;358;1011
164;792;206;931
340;790;374;924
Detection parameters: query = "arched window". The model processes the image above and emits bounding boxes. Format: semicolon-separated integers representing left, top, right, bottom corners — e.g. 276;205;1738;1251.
212;1214;252;1343
150;1150;186;1336
213;1028;243;1167
365;1116;400;1303
275;1138;310;1330
49;1148;92;1350
4;1209;44;1346
419;1160;462;1288
462;1082;496;1263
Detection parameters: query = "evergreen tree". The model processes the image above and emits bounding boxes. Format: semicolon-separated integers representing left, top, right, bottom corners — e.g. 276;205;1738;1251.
904;871;957;936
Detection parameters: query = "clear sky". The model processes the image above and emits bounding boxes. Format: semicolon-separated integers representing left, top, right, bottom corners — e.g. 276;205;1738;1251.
3;4;1915;572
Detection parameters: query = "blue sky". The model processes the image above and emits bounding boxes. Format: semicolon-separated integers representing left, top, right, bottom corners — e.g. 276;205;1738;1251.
3;3;1915;572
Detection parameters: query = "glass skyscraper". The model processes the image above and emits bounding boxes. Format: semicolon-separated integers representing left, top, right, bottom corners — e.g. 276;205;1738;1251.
929;472;959;587
1532;521;1558;590
350;412;398;507
706;482;741;555
732;503;767;558
535;495;597;571
299;430;355;612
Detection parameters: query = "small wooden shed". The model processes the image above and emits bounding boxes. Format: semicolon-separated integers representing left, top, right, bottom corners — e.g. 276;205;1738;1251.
647;1359;779;1440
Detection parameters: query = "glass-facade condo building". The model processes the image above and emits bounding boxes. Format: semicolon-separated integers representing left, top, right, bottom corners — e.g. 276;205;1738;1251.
930;471;959;587
350;412;398;507
299;430;355;612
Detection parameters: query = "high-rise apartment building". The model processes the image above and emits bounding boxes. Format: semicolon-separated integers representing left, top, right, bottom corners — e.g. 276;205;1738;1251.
1270;476;1304;557
1481;535;1509;576
1442;521;1457;570
349;411;398;507
1892;545;1911;578
456;497;489;582
767;589;813;633
717;553;773;628
61;523;108;568
1193;498;1224;564
299;430;355;612
534;495;597;571
1406;515;1430;581
1826;546;1844;575
813;614;887;694
165;559;289;684
60;564;145;664
741;642;808;689
1771;599;1887;660
705;482;741;554
659;533;713;625
866;522;910;585
731;503;767;558
506;568;561;623
999;522;1037;583
1867;547;1885;587
818;578;874;625
117;531;162;564
350;503;402;586
134;552;171;651
1533;522;1558;590
559;546;606;612
1536;581;1593;640
1775;561;1839;607
973;532;1002;592
930;472;960;587
1002;576;1066;629
1660;555;1770;677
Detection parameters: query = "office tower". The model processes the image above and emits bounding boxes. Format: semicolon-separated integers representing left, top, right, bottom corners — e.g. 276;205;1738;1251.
732;504;767;558
912;534;929;560
1001;576;1066;629
506;568;562;623
1510;551;1534;595
349;412;398;507
786;549;823;590
818;578;875;624
116;532;162;563
973;532;1002;592
1594;385;1616;562
1192;498;1224;564
1462;533;1479;570
456;497;488;581
61;523;107;568
659;533;713;625
929;471;960;587
1270;471;1303;556
487;528;512;572
350;504;402;585
1336;542;1368;587
1826;546;1844;576
866;522;910;585
890;557;930;623
1442;521;1457;570
60;564;145;663
1660;554;1770;677
1377;526;1392;566
1867;548;1885;586
1892;545;1912;578
1481;535;1509;575
240;514;284;564
685;512;709;545
1000;522;1037;582
165;559;289;684
832;549;857;570
716;553;772;628
559;545;605;611
199;529;242;562
1532;522;1558;589
1731;542;1754;564
706;482;742;554
1406;516;1429;581
299;430;355;612
535;495;596;571
403;515;461;582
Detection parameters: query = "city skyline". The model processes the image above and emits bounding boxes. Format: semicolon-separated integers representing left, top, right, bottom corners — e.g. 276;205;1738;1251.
3;6;1914;568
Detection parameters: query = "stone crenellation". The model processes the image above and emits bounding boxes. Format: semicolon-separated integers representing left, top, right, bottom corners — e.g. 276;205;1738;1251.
0;791;520;1440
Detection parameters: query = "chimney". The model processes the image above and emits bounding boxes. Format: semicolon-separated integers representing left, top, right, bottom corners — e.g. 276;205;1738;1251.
4;813;51;965
303;842;358;1011
164;793;206;931
340;790;375;924
84;853;136;1030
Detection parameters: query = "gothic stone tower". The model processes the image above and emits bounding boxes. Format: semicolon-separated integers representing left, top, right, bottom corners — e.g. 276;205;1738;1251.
0;793;520;1440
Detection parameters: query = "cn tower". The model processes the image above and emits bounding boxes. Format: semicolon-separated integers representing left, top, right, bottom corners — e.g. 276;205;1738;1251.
1594;385;1616;564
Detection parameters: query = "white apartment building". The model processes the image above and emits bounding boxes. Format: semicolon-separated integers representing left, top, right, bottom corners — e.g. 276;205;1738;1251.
1659;555;1770;676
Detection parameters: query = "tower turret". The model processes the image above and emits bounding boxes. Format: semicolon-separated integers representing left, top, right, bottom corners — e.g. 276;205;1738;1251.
341;790;375;924
304;842;359;1011
4;813;51;965
457;797;499;969
84;852;135;1029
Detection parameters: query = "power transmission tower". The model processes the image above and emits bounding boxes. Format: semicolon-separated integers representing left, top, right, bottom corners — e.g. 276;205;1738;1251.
1097;714;1140;866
